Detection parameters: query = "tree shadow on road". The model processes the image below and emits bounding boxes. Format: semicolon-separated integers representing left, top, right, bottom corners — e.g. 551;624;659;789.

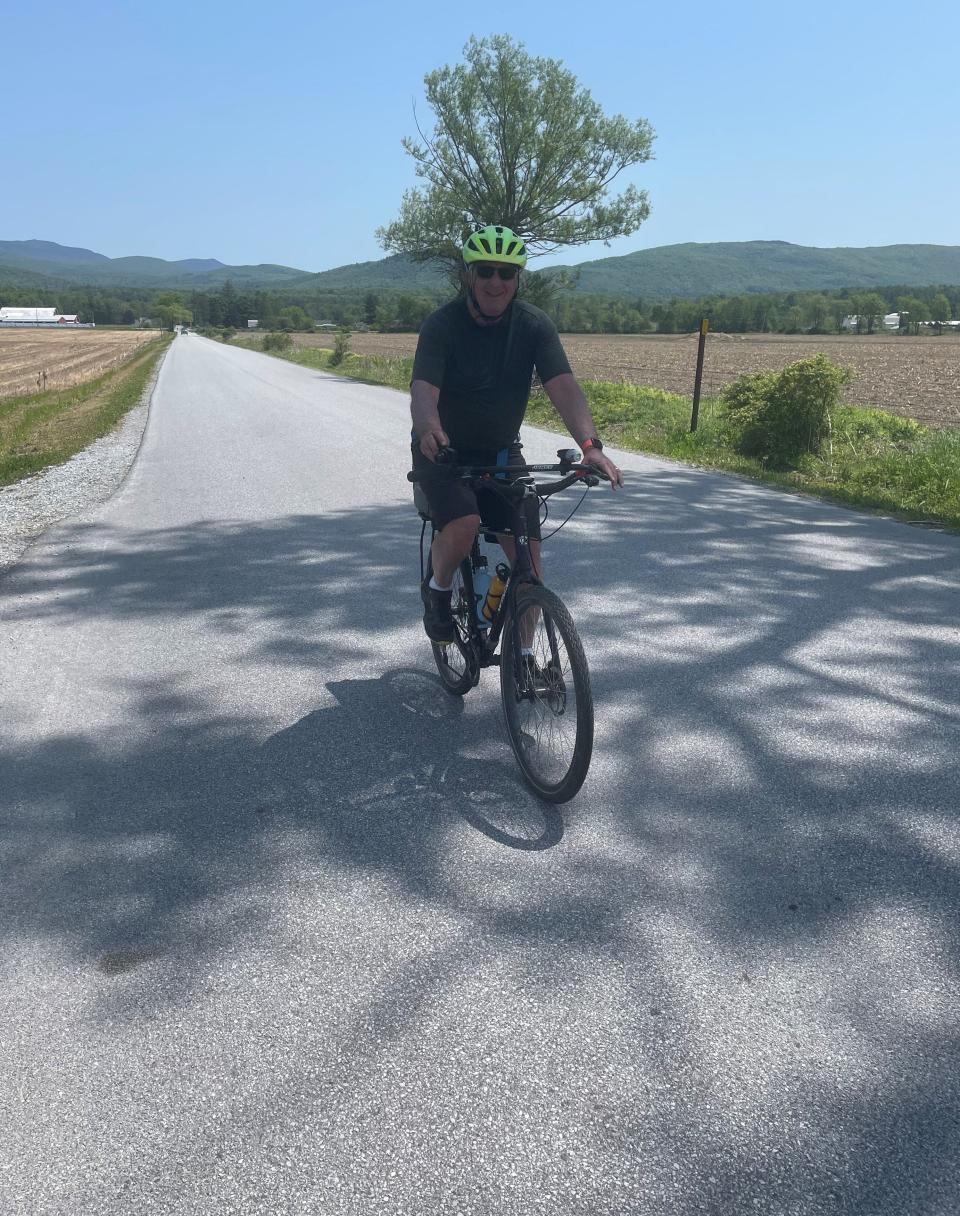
2;468;960;1212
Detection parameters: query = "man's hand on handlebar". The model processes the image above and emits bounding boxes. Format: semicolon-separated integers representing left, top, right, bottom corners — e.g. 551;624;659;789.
581;446;624;488
419;428;451;462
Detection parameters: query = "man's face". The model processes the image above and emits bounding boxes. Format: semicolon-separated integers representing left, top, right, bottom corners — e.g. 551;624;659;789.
470;262;519;318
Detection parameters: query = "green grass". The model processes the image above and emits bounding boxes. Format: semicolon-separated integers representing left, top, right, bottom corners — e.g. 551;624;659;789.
529;384;960;530
231;336;960;532
232;334;414;391
0;334;172;486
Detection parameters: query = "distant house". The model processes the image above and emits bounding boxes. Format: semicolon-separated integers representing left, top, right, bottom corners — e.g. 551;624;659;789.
841;312;901;332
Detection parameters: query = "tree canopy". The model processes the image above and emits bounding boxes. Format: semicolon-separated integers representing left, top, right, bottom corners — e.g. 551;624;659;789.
377;36;655;272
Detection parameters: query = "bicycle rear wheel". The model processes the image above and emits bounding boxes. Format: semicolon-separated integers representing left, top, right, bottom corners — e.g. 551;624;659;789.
499;583;593;803
429;558;478;696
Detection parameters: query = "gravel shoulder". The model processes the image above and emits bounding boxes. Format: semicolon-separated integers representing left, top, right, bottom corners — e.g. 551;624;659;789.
0;349;166;575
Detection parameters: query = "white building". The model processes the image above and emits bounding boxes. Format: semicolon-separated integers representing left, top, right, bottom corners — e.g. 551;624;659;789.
0;306;81;325
841;312;901;332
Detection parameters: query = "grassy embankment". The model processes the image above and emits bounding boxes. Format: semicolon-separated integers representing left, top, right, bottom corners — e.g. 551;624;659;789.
0;334;172;486
231;335;960;532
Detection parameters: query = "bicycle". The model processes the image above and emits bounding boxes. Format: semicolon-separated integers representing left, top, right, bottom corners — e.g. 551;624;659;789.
409;447;605;804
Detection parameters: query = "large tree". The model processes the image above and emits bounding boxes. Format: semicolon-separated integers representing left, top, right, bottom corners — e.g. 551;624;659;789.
929;292;952;327
897;296;928;334
851;292;887;334
377;36;655;274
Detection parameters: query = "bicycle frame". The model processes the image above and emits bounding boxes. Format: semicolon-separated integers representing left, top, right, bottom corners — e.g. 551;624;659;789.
426;460;587;690
479;479;539;671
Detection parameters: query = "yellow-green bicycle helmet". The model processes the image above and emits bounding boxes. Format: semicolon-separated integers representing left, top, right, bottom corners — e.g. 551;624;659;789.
462;225;528;268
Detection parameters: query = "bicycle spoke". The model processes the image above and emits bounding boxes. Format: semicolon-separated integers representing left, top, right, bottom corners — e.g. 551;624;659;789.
500;585;593;802
431;561;477;695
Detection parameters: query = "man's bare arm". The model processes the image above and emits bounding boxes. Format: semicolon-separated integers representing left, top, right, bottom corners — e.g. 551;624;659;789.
542;373;623;488
411;380;448;461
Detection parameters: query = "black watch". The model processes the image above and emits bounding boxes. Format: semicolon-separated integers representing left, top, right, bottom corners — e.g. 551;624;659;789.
581;436;603;454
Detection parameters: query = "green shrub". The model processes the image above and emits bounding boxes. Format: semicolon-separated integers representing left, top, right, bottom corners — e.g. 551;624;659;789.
721;354;851;467
220;327;236;343
263;331;293;352
720;370;778;425
329;326;352;367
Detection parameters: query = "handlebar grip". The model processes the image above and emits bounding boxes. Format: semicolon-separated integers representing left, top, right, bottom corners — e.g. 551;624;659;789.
535;472;581;495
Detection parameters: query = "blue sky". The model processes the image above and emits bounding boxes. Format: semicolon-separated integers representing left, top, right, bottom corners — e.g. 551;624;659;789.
2;0;956;273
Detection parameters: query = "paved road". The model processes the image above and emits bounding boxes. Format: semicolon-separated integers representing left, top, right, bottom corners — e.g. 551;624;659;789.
2;334;959;1215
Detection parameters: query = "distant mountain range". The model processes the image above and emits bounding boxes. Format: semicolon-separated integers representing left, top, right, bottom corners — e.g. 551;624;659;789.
1;238;958;299
0;240;307;289
552;241;960;298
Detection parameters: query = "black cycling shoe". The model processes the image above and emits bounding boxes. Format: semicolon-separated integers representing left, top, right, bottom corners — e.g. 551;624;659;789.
421;577;455;644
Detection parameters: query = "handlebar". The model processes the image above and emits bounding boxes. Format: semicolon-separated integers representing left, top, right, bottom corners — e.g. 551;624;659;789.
407;446;607;496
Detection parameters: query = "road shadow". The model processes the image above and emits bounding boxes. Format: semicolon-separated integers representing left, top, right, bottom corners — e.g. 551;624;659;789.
2;467;960;1211
3;473;959;962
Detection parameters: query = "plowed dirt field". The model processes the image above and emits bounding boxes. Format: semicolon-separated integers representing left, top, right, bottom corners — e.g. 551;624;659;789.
0;329;161;399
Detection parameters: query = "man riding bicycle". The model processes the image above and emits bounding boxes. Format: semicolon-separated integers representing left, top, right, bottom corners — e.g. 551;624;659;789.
411;224;623;644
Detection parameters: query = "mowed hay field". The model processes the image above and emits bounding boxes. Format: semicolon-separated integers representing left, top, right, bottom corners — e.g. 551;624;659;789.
292;331;960;429
0;329;161;399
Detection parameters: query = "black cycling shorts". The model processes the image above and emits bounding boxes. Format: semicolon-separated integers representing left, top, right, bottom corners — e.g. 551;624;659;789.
411;443;542;540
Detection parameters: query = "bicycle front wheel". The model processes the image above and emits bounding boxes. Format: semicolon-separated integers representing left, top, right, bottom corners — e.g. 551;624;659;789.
500;584;594;803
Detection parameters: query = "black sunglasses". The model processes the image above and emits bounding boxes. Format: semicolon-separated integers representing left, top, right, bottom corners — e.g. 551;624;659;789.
473;264;519;281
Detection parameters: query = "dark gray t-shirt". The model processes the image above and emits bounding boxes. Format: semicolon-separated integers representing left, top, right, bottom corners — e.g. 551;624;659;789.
412;298;572;451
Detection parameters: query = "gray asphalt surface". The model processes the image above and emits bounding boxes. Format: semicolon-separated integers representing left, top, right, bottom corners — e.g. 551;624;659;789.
2;333;959;1215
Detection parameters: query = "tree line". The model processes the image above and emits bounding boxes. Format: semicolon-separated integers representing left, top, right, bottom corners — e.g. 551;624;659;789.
1;274;957;336
0;277;441;331
641;284;959;336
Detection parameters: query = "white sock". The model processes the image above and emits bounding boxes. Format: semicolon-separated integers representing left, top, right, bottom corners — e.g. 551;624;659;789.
429;575;451;592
